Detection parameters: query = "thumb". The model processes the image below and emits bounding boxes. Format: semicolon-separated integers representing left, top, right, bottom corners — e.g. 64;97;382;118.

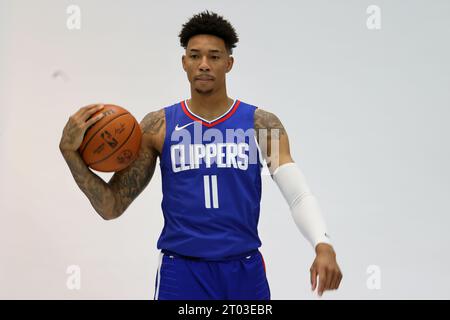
310;268;317;291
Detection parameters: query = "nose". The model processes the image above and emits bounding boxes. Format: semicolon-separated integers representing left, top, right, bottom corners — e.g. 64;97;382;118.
199;56;210;72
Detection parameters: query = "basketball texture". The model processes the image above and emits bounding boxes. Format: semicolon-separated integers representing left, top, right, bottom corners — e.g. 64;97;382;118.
78;104;142;172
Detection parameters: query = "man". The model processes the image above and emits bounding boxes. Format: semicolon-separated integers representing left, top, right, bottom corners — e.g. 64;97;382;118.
59;10;342;300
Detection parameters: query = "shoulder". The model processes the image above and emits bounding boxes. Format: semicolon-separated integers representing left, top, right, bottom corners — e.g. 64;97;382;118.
254;107;285;131
139;108;166;153
140;108;165;135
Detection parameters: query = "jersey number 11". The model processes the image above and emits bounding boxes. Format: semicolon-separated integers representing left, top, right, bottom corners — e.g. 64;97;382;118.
203;175;219;209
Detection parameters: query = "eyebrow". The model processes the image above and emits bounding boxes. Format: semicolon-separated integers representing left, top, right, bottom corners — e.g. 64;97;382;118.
189;49;223;53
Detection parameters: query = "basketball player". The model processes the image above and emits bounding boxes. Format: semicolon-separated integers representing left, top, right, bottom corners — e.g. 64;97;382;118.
59;11;342;300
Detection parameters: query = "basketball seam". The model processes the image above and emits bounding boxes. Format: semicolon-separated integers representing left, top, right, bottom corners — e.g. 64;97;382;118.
88;121;137;167
79;112;129;156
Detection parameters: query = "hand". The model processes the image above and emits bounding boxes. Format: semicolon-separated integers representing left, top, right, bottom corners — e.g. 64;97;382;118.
59;104;105;153
310;243;343;297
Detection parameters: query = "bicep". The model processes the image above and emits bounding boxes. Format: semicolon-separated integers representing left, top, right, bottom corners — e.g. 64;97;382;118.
273;130;294;172
108;122;158;216
254;109;294;175
265;126;294;175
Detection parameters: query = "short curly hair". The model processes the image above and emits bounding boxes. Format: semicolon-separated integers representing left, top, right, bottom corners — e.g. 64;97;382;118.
178;10;239;55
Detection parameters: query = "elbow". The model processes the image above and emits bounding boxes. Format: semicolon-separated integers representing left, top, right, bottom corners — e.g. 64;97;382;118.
101;214;116;221
99;208;122;221
100;194;122;220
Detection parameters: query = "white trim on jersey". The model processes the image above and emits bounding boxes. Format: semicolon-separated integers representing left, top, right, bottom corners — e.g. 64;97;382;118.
184;99;237;123
154;251;164;300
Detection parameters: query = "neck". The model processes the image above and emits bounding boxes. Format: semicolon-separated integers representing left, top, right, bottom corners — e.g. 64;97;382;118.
187;87;234;121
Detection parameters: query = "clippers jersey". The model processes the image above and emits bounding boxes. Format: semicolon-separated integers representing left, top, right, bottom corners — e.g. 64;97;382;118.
157;99;263;260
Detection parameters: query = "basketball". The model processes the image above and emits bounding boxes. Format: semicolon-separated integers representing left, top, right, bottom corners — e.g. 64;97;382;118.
78;104;142;172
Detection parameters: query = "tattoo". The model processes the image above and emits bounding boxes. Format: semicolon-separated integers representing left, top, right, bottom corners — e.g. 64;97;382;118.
254;108;288;170
108;146;156;216
107;108;165;217
142;109;165;136
254;108;286;136
62;150;116;219
61;108;165;220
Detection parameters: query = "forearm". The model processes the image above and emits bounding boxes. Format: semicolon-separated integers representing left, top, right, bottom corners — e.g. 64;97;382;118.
60;149;117;220
272;162;332;249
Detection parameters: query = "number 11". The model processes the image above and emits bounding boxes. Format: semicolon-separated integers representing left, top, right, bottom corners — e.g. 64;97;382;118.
203;175;219;209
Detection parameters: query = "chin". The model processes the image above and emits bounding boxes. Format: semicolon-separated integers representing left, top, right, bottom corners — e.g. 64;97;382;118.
195;88;214;95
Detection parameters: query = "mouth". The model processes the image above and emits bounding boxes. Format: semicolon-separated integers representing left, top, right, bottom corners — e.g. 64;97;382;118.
195;75;214;81
196;79;213;83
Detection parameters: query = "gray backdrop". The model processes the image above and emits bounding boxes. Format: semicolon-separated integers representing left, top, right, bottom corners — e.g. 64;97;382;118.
1;0;449;299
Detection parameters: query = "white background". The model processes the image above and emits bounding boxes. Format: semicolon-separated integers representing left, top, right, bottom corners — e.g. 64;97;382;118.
1;0;449;299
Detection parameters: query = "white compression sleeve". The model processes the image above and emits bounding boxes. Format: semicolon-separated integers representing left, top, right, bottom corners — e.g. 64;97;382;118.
272;162;332;249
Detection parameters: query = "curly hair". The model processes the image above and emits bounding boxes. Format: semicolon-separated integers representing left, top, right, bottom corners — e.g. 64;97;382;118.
178;10;239;55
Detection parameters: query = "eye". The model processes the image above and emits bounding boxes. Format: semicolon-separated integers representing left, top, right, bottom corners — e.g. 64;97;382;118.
190;54;198;59
212;56;220;60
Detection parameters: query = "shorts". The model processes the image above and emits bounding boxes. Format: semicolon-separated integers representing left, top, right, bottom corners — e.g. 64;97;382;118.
154;249;271;300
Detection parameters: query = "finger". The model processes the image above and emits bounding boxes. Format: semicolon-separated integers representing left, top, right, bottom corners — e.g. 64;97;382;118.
73;105;96;120
330;273;339;290
77;103;97;115
317;270;327;296
335;273;343;289
81;104;104;121
328;269;337;290
77;103;103;119
84;111;105;128
327;272;337;290
310;268;318;291
334;271;343;289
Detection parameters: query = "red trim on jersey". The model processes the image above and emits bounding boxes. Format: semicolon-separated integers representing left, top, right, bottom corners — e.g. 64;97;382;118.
261;253;267;273
181;100;241;127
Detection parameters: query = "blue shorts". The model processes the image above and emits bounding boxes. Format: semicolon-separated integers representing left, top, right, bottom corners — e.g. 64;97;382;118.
154;249;271;300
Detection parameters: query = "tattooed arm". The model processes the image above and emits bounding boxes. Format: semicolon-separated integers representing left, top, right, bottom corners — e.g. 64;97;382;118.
60;148;117;220
107;108;165;219
254;108;293;175
60;108;165;220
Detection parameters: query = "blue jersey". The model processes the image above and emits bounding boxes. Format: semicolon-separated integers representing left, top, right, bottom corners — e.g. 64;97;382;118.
157;99;263;260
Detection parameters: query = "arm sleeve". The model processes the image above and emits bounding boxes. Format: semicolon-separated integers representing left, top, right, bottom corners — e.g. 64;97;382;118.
271;162;332;249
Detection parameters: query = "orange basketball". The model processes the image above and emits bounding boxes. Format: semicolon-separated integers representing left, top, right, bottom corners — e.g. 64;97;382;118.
78;104;142;172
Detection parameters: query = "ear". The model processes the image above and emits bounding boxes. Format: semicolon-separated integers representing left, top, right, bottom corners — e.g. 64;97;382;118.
226;56;234;73
182;55;186;72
